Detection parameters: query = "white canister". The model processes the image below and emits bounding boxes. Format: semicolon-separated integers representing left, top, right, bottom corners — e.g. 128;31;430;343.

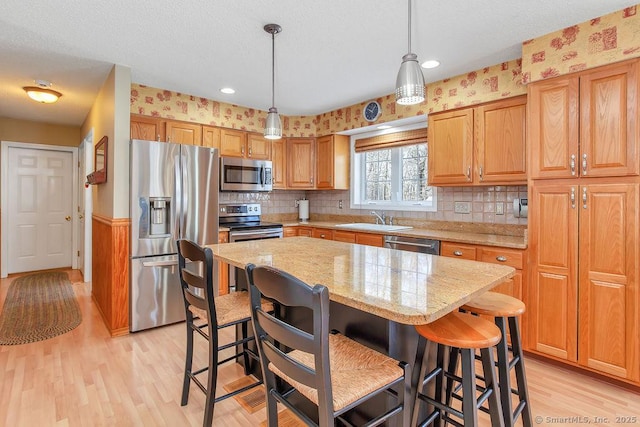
298;200;309;222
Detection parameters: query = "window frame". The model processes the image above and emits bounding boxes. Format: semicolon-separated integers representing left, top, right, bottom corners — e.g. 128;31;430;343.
349;119;437;212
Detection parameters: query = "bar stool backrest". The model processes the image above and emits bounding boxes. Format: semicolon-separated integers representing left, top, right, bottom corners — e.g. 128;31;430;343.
177;239;217;332
246;263;334;424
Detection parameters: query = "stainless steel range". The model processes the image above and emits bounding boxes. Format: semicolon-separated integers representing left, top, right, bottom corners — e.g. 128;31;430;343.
219;203;283;290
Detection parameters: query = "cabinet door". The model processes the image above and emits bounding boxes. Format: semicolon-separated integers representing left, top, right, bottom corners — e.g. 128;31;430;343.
316;134;350;190
316;135;335;189
247;133;272;160
287;138;316;189
202;126;221;149
333;230;356;243
578;183;639;381
355;233;383;247
475;96;527;184
312;228;333;240
297;227;313;237
283;226;298;238
166;120;202;145
220;129;247;157
428;108;473;185
528;76;580;179
580;61;639;178
441;242;477;260
529;183;578;361
218;231;229;296
131;115;165;142
271;138;287;189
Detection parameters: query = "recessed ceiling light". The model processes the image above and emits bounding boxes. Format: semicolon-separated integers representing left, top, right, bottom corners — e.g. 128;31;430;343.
377;125;392;130
220;87;235;94
421;60;440;69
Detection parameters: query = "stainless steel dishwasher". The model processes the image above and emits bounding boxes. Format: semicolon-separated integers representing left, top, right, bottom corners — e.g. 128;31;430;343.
384;235;441;255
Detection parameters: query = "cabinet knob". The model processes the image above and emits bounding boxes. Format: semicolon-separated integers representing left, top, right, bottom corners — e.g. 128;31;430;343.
571;187;576;209
583;187;588;209
249;146;252;156
496;255;507;262
479;166;484;182
570;154;576;176
582;153;587;175
453;250;463;256
466;166;471;181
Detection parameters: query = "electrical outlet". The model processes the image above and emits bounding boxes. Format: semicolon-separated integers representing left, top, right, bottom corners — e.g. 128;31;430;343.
338;200;343;209
295;200;299;207
496;202;505;215
454;201;471;214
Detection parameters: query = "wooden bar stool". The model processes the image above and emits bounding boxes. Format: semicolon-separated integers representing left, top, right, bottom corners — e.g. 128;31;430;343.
462;292;532;427
413;311;504;427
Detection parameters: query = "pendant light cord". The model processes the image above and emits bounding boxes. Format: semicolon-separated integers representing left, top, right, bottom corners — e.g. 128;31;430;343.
407;0;412;53
271;31;275;109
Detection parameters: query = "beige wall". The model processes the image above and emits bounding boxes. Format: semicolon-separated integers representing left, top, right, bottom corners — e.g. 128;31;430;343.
0;117;80;146
81;64;131;219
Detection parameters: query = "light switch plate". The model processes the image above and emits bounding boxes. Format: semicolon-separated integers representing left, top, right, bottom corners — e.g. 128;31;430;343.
454;201;471;214
496;202;504;215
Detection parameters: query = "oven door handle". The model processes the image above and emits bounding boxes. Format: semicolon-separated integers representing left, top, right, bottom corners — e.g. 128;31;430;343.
230;229;282;238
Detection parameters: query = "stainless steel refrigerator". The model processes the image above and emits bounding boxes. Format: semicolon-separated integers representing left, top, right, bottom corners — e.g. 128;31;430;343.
129;139;219;332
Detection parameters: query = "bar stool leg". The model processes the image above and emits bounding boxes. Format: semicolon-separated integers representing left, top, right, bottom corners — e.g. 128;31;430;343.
480;347;505;427
412;335;432;427
495;316;512;426
509;316;533;427
459;349;479;427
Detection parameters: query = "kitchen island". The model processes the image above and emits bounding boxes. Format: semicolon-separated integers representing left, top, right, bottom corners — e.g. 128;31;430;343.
208;236;515;424
208;236;515;325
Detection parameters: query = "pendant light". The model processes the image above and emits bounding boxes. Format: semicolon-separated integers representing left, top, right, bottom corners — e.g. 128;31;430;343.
264;23;282;140
395;0;425;105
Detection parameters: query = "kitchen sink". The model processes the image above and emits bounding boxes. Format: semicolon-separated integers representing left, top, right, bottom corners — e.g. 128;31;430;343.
334;223;413;232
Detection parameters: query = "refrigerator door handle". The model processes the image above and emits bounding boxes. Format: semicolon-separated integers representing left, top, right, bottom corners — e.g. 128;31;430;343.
174;148;184;241
142;259;179;268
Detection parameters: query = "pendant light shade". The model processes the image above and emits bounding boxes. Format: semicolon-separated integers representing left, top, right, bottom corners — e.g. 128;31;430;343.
395;0;425;105
264;24;282;140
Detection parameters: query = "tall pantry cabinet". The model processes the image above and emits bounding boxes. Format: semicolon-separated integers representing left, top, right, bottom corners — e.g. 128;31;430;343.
527;58;640;383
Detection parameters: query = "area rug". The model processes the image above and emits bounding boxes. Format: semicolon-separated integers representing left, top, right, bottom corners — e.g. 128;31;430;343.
0;271;82;345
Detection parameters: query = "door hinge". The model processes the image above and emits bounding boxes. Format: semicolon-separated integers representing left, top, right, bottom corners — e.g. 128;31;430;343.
77;250;80;256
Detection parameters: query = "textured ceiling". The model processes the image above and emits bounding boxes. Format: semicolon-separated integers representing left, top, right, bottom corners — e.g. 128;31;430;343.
0;0;638;126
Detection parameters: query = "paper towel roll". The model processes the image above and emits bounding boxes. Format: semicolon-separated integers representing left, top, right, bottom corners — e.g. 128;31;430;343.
298;200;309;221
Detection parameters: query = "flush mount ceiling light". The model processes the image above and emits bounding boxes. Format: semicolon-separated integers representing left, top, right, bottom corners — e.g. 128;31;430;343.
220;87;235;94
421;59;440;69
264;23;282;140
395;0;425;105
23;80;62;104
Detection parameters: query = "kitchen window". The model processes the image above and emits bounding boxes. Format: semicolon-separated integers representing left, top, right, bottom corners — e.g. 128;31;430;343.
349;119;437;212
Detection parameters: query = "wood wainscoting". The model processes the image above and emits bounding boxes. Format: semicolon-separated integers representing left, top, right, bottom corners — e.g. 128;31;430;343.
92;214;130;337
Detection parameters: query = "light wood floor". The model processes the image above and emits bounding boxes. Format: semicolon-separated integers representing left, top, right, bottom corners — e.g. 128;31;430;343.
1;270;638;426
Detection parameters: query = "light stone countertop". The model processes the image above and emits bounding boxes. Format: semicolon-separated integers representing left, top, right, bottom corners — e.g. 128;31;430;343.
282;221;527;249
208;236;515;325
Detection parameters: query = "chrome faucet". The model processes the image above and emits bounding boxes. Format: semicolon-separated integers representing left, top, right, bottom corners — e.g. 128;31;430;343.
370;211;386;225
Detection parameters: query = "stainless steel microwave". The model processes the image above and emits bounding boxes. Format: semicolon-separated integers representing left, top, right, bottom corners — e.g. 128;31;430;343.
219;157;273;192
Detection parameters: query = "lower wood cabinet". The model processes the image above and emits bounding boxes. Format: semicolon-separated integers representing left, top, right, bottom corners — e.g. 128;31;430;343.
441;241;527;344
529;180;639;383
218;231;229;295
312;228;333;240
288;226;384;248
283;226;297;238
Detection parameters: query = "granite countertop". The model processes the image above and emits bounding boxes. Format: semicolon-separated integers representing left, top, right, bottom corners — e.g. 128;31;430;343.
208;236;515;325
280;220;527;249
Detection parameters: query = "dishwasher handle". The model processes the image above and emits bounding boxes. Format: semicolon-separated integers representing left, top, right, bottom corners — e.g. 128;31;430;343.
384;239;437;250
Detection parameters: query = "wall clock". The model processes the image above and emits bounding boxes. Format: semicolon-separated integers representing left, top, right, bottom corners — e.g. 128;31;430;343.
363;100;382;122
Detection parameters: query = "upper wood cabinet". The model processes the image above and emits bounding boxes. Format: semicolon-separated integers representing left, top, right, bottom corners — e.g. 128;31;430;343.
428;95;527;186
528;59;639;179
202;125;221;149
219;130;271;159
271;138;287;189
166;120;202;145
287;137;316;189
529;180;639;382
316;134;350;190
219;128;247;157
246;133;272;160
131;114;165;141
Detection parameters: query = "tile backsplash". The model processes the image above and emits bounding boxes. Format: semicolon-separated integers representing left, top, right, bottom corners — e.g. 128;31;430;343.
223;186;528;226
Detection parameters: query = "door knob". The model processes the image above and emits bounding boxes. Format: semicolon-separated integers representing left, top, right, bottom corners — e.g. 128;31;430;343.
65;216;71;221
79;214;84;219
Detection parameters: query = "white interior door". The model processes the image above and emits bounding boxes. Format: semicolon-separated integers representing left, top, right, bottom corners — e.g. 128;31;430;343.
78;131;93;282
7;146;74;273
